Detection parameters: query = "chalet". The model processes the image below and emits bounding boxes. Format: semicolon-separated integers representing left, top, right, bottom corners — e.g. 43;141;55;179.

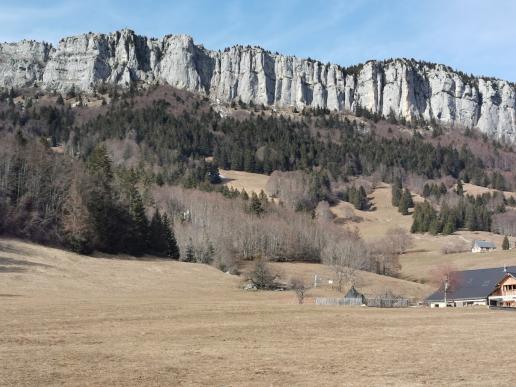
488;271;516;307
471;240;496;253
426;266;516;308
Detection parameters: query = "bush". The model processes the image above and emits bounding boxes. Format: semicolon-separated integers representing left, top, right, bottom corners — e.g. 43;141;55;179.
440;241;469;255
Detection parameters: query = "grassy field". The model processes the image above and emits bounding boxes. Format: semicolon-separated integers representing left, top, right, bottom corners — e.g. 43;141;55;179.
2;238;516;386
219;169;270;195
3;172;514;385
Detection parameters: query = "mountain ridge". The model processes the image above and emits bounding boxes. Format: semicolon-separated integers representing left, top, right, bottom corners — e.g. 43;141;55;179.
1;29;515;140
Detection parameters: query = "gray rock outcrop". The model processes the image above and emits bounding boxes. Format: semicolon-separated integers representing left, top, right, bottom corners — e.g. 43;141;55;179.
1;29;515;140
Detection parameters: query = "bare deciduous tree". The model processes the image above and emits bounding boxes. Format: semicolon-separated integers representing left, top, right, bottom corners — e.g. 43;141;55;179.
384;227;414;255
314;201;334;223
322;236;368;292
290;277;307;304
431;263;462;293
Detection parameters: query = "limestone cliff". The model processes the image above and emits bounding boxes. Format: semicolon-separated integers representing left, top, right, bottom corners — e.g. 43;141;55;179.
1;29;515;140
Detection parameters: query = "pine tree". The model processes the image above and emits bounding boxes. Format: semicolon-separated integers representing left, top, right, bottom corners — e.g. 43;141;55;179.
128;187;149;256
357;186;369;210
502;235;510;250
429;218;442;235
185;238;195;262
398;189;413;215
465;205;477;230
423;184;431;197
249;192;265;216
162;213;180;259
456;180;464;196
240;189;249;201
85;145;120;253
442;220;455;235
149;209;167;255
391;178;402;207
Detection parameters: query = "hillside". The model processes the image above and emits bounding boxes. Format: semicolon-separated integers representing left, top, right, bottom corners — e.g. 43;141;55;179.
222;169;516;284
2;237;516;386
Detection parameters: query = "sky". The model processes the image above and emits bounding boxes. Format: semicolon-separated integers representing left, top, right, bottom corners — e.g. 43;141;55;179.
1;0;515;81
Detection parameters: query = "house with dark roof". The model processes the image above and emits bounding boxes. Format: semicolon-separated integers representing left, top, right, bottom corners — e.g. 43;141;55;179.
471;240;496;253
426;266;516;308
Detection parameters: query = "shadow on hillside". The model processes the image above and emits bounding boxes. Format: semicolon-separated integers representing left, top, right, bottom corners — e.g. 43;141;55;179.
218;177;236;184
0;256;53;274
90;252;174;262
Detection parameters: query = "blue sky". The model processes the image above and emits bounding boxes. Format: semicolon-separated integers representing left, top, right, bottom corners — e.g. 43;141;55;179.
1;0;515;81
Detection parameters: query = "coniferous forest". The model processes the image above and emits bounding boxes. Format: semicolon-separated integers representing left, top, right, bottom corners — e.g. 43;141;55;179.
0;85;515;262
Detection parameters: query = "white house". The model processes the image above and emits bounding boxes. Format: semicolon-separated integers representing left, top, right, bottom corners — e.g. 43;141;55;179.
471;240;496;253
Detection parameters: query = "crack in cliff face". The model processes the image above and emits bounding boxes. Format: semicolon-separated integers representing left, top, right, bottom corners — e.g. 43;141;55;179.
0;29;515;141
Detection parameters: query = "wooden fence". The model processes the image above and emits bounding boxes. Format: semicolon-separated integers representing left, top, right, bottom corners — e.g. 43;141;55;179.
315;297;363;306
364;297;409;308
315;297;410;308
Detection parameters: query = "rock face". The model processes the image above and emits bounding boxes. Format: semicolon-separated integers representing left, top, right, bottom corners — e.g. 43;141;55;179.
1;29;515;140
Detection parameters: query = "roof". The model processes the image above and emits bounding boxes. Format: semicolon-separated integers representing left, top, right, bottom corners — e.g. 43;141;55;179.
344;285;364;299
426;266;516;302
473;240;496;249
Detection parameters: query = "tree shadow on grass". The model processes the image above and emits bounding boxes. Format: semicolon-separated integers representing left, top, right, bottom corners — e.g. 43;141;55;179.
0;256;53;274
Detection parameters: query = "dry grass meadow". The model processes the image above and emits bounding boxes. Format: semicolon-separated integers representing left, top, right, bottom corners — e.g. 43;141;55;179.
2;172;516;385
1;238;516;386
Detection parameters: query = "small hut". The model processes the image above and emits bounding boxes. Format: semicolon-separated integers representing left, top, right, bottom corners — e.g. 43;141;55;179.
343;286;365;305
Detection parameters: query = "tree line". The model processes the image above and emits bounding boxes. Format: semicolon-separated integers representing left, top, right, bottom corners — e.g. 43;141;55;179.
0;132;179;258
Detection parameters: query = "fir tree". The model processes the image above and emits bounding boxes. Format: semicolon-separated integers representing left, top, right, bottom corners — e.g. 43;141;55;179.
502;235;510;250
149;209;167;255
185;238;195;262
357;186;369;210
128;187;149;256
398;189;413;215
456;180;464;196
163;213;180;259
249;192;265;216
240;189;249;201
442;220;455;235
391;178;402;207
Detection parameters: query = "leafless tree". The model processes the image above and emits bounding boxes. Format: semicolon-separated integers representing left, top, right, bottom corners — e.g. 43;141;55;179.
431;263;462;293
492;212;516;236
315;201;334;223
290;277;307;304
322;236;368;291
384;227;414;255
440;240;469;255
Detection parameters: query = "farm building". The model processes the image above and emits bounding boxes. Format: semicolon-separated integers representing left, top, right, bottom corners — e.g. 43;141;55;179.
471;240;496;253
344;286;366;304
427;266;516;308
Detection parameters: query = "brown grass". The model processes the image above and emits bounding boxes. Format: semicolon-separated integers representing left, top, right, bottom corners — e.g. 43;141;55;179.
219;169;271;196
1;238;516;386
461;182;516;200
